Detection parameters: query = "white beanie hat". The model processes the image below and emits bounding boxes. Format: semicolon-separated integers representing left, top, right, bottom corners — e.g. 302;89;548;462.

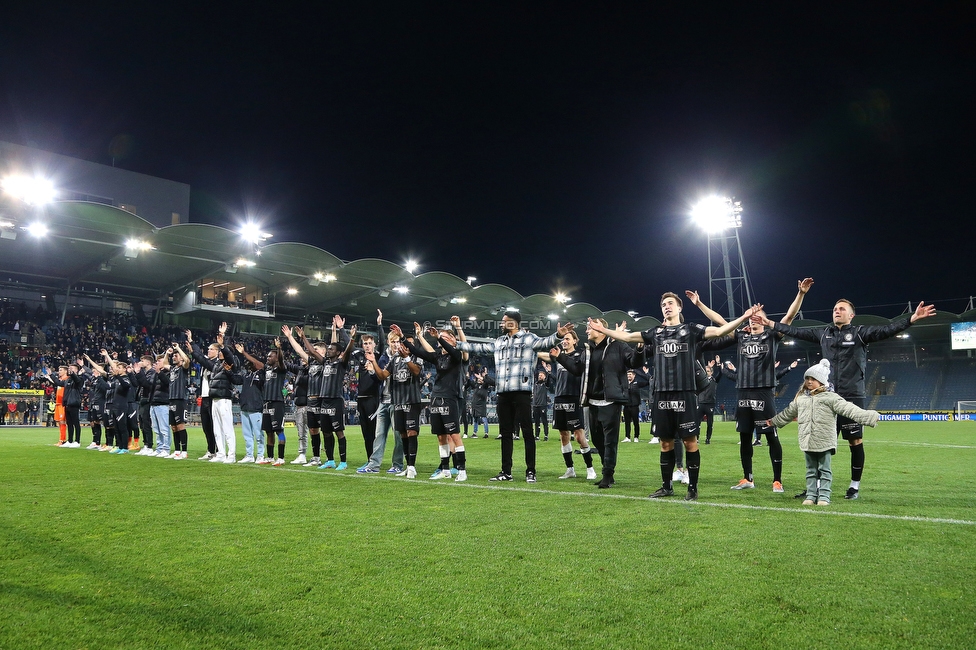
804;359;831;386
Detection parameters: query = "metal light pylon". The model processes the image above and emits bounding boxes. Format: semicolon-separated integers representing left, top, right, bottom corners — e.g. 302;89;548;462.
698;197;753;320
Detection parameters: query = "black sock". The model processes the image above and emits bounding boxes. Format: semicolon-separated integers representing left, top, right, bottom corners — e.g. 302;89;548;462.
851;444;864;481
337;436;347;462
768;434;783;482
661;451;675;490
451;451;458;469
407;436;418;467
687;450;701;490
563;451;573;468
267;442;274;458
739;432;754;479
324;433;335;460
278;442;285;460
311;434;321;457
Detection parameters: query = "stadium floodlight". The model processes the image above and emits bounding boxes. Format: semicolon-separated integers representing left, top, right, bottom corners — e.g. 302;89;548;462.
123;238;153;259
404;260;419;274
450;296;467;304
466;276;477;286
554;292;570;303
239;222;272;244
2;175;57;205
468;315;476;321
627;311;638;318
547;313;560;320
235;258;256;268
286;287;298;296
393;285;409;294
25;222;48;238
691;196;743;233
378;289;390;298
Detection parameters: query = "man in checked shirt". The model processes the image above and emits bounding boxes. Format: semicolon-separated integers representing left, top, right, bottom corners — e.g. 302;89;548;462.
455;311;575;483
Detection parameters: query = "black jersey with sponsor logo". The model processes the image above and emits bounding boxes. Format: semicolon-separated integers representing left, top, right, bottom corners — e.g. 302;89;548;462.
735;328;779;389
642;323;707;392
263;366;287;402
319;357;349;400
552;349;583;398
388;355;422;406
305;361;324;403
407;339;462;400
169;364;188;400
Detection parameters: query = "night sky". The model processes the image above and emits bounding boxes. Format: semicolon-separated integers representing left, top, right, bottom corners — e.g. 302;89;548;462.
2;3;973;321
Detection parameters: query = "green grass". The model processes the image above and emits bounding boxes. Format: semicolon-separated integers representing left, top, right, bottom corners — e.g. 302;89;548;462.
2;421;975;649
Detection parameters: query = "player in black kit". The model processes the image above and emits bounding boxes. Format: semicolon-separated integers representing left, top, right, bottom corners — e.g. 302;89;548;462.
591;293;761;500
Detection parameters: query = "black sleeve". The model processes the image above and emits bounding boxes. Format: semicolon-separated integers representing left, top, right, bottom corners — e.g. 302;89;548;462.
403;338;438;364
554;349;583;376
191;343;216;371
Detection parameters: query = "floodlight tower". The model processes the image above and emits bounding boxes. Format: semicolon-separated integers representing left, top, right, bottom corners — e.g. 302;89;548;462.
692;196;753;320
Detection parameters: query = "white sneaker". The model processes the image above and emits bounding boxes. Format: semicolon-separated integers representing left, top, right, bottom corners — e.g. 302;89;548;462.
395;468;408;476
455;470;467;482
586;467;597;480
68;441;81;448
462;434;468;439
209;454;226;463
86;442;99;450
155;450;169;457
223;457;235;464
430;469;452;480
199;452;214;460
303;457;321;467
239;456;255;463
680;470;690;485
406;466;417;479
672;469;684;482
272;458;284;466
291;454;307;465
731;479;755;490
558;468;577;479
650;437;660;444
621;438;631;443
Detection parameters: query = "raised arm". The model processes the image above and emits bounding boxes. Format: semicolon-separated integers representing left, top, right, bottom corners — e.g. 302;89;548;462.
282;324;309;362
587;318;642;343
235;343;264;371
685;290;727;326
705;304;763;339
340;324;357;363
781;278;814;325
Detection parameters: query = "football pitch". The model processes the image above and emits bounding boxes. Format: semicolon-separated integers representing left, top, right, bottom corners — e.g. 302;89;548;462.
2;421;974;649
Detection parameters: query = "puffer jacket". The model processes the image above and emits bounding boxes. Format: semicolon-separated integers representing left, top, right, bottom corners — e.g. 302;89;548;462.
771;389;879;453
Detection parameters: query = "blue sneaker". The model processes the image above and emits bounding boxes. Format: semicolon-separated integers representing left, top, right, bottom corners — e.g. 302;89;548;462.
117;449;128;454
356;466;379;474
386;466;403;474
450;468;459;477
109;448;120;454
336;462;348;471
319;460;336;469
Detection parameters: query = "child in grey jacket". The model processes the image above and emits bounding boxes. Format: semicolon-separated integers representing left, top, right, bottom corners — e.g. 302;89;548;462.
767;360;879;505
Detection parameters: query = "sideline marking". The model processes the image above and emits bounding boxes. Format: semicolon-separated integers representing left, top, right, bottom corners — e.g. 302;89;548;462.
247;465;976;526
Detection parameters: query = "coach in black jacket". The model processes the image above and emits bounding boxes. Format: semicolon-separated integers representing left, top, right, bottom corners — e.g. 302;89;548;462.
552;318;644;489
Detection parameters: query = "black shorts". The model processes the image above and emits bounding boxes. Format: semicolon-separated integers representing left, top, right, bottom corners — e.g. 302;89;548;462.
553;397;583;431
318;397;345;433
169;399;188;426
428;397;459;436
837;396;865;441
393;403;422;433
735;389;777;435
262;401;285;434
305;398;322;429
652;391;699;440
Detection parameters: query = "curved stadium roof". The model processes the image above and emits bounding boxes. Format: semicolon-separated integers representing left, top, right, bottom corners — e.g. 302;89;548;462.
0;200;964;341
